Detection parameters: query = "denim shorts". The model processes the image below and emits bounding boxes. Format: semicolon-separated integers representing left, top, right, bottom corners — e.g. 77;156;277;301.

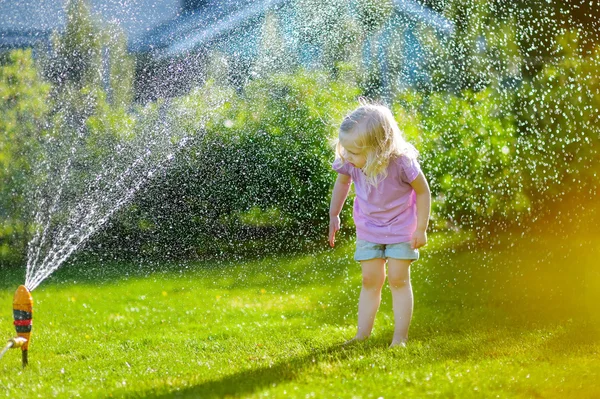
354;239;419;261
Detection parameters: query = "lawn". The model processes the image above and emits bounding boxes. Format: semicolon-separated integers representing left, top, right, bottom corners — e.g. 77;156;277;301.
1;206;599;398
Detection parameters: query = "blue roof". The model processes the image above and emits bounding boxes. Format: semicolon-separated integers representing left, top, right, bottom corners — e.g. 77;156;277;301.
132;0;454;58
0;0;179;51
129;0;272;54
391;0;453;34
0;29;51;50
165;0;287;57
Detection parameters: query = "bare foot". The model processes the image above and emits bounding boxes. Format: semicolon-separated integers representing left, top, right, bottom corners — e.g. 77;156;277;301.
389;339;407;348
342;336;369;346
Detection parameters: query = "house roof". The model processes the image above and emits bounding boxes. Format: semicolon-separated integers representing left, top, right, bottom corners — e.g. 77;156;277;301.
132;0;453;58
129;0;271;55
0;0;179;51
391;0;453;34
0;29;52;50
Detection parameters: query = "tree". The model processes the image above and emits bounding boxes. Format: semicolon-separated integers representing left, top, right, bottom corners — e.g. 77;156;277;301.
0;50;51;266
251;12;297;79
41;0;134;117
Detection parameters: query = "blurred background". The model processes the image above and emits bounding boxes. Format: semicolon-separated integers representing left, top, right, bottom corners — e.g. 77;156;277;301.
0;0;598;267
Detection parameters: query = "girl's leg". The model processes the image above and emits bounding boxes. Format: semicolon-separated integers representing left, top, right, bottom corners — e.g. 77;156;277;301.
387;259;413;347
351;258;386;341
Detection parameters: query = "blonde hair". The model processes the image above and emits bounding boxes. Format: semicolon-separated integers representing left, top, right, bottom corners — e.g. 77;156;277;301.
335;101;418;186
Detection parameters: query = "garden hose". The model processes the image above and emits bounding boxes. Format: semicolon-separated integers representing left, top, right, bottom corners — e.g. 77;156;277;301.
0;337;28;361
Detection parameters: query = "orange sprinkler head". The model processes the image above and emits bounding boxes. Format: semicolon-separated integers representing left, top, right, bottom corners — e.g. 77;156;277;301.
13;285;33;355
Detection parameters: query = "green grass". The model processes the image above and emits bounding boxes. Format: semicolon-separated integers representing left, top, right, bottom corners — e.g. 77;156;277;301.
1;210;599;398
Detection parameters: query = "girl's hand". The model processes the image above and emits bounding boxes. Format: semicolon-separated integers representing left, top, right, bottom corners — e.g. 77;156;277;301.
329;215;340;247
411;229;427;249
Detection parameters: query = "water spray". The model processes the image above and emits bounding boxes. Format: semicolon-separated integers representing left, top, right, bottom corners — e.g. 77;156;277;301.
0;286;33;367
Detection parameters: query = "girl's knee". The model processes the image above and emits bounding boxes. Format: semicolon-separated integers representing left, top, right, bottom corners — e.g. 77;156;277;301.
388;274;410;289
360;259;386;290
362;272;386;290
387;259;411;288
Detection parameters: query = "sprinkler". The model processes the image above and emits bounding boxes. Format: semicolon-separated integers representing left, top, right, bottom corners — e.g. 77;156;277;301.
0;285;33;367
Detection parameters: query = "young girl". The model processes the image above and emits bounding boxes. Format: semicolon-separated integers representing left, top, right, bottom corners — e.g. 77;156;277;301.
329;102;431;348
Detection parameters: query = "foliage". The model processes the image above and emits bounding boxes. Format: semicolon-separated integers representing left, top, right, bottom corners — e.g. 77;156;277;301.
292;0;363;77
394;41;600;231
43;0;134;105
8;43;599;261
251;12;297;79
95;71;361;259
418;0;599;89
515;33;600;206
40;0;134;138
1;0;598;264
356;0;394;34
32;0;135;190
394;89;523;231
0;50;51;266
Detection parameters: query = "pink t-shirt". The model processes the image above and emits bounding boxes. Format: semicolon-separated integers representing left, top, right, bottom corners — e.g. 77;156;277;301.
332;155;421;244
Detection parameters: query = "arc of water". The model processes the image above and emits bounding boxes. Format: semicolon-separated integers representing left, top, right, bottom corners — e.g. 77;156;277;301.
31;201;99;283
32;141;155;268
26;150;177;291
25;135;193;291
25;93;220;291
25;156;74;284
25;110;166;289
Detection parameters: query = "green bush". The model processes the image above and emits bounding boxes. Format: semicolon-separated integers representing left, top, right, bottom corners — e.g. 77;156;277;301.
392;36;600;232
0;50;51;266
97;41;600;256
394;89;526;232
515;34;600;206
5;31;599;264
93;70;360;259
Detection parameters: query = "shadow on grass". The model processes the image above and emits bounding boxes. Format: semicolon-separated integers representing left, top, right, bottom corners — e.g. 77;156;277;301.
126;323;600;399
127;342;366;399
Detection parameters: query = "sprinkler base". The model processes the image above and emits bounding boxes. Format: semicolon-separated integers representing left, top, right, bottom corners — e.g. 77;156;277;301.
13;285;33;368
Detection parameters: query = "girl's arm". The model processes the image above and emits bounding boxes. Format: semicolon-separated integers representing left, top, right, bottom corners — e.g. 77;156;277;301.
329;173;352;247
410;172;431;249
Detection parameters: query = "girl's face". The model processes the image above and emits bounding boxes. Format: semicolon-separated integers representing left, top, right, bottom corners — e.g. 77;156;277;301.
340;134;367;169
